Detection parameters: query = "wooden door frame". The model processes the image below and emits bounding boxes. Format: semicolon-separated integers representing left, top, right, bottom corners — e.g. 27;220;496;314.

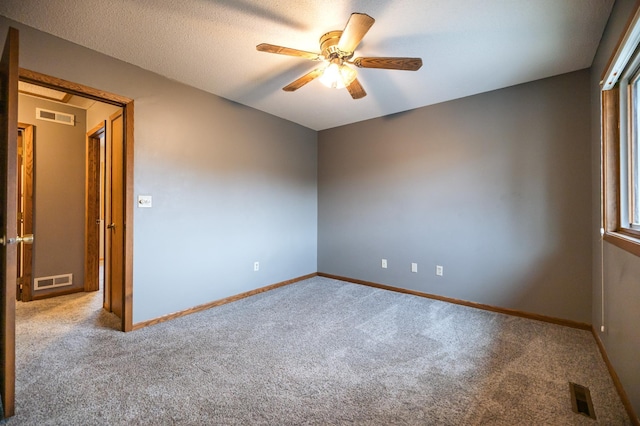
84;123;104;294
16;123;33;302
18;68;134;332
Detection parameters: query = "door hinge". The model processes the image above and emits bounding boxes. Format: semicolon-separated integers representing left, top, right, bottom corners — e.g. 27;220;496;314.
16;278;23;298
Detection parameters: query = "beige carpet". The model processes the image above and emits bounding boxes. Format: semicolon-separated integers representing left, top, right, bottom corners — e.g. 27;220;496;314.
1;276;632;425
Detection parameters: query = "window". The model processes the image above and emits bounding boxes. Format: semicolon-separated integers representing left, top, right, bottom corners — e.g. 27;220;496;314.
619;54;640;234
601;6;640;256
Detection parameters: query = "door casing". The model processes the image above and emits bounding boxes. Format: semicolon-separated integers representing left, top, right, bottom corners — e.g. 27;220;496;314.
85;123;104;295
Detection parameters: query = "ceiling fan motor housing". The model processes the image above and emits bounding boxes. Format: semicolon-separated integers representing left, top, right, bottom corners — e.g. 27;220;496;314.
320;30;352;60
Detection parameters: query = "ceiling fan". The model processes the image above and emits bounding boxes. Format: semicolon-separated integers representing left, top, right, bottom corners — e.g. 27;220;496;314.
256;13;423;99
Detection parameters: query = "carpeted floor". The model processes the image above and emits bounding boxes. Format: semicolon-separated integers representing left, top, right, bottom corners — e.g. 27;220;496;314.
0;276;631;425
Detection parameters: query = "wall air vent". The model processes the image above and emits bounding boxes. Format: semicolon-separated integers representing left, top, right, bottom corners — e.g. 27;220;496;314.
34;273;73;291
36;107;75;126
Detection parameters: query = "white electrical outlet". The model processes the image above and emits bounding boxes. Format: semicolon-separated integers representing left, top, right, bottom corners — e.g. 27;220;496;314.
382;259;388;269
254;261;259;271
411;263;418;273
436;265;443;276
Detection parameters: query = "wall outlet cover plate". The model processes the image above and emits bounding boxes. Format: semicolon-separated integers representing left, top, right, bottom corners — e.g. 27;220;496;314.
138;195;152;208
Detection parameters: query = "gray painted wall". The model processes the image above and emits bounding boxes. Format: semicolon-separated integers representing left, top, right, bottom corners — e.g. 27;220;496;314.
590;0;640;417
1;17;318;323
18;94;87;294
318;70;592;323
86;101;120;132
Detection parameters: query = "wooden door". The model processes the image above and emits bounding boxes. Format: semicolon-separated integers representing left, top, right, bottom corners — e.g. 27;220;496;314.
108;110;124;318
103;120;112;311
1;27;19;419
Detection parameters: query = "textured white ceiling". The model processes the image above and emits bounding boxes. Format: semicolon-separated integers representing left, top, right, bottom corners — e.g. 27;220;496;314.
1;0;614;130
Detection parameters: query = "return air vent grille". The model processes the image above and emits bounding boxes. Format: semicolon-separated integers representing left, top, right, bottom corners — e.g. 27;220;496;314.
36;108;75;126
34;273;73;291
569;382;596;420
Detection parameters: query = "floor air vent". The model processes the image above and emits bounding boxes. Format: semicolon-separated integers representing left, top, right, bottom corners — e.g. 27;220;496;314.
34;273;73;291
569;382;596;420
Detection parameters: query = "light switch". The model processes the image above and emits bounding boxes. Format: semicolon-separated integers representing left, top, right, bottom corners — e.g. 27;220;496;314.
138;195;152;208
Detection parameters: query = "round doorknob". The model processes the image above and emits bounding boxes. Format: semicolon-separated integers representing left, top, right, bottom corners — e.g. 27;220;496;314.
0;234;34;246
17;234;34;244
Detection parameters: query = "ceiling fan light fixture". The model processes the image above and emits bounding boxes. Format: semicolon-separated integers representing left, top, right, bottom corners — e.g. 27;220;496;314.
319;61;357;89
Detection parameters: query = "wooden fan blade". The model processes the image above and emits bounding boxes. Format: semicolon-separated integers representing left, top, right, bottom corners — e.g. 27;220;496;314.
337;13;375;53
283;68;324;92
256;43;320;60
346;78;367;99
353;57;423;71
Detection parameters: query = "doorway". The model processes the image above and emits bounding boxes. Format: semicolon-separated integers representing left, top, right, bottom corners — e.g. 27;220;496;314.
16;69;134;331
17;87;115;311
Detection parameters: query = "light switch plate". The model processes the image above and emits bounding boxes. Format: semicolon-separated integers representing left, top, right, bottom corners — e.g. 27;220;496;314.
138;195;152;208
